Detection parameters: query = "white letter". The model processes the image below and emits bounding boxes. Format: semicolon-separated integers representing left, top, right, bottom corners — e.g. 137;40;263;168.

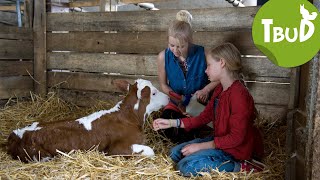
285;27;298;42
262;19;273;42
300;19;315;42
273;27;284;43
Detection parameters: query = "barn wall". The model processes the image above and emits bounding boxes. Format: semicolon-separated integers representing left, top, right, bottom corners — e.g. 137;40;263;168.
285;1;320;180
46;6;298;121
0;26;34;107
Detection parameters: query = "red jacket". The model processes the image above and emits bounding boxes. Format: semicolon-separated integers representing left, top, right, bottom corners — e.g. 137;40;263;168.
181;80;264;160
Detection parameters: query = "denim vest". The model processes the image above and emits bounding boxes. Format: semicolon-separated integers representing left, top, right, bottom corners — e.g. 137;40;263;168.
165;44;209;95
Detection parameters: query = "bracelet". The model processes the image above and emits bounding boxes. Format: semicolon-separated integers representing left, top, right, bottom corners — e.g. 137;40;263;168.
177;118;181;128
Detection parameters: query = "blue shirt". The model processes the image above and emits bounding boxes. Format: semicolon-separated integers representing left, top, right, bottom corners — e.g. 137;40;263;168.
165;44;209;95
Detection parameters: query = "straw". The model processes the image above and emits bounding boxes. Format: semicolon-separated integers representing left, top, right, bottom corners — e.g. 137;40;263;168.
0;93;286;179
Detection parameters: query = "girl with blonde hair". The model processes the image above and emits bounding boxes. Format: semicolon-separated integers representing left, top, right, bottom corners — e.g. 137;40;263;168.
154;43;264;176
157;10;218;143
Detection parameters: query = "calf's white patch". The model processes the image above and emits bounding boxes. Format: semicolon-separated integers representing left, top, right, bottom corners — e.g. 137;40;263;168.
76;101;122;130
13;122;42;139
131;144;155;157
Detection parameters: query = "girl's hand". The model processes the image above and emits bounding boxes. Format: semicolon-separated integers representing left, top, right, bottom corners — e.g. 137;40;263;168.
153;118;173;131
195;89;209;104
181;143;202;156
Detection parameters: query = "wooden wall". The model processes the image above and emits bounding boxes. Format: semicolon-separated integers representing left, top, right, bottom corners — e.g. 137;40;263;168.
46;6;298;121
0;26;34;106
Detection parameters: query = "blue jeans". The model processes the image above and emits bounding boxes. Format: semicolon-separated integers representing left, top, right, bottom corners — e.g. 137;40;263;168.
170;137;240;176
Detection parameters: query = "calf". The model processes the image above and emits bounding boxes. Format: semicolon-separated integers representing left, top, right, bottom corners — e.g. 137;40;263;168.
7;79;169;162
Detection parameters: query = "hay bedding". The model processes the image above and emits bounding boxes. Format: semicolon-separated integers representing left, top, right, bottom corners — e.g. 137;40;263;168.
0;93;286;179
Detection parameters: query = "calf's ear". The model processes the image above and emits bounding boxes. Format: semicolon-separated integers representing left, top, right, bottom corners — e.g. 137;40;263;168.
140;86;151;99
112;79;130;92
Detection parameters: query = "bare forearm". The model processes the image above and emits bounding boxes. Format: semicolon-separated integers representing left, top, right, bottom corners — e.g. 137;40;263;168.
203;81;219;92
160;83;173;95
200;140;215;149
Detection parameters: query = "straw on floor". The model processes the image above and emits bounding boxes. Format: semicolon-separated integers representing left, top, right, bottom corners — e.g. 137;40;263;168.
0;93;286;179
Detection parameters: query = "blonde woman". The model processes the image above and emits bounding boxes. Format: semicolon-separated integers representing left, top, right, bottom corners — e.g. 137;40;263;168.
157;10;217;143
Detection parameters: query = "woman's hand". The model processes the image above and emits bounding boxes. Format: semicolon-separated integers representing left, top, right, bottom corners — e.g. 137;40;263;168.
181;141;215;156
195;88;209;104
181;143;202;156
153;118;174;131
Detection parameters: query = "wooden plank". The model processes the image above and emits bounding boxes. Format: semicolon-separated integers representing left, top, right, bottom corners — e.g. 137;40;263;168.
70;0;99;7
120;0;172;4
0;39;33;59
0;61;33;76
0;76;33;99
47;7;259;31
0;26;33;40
50;89;123;107
47;71;159;92
0;5;25;11
34;0;47;96
0;11;18;26
246;81;290;106
255;104;287;121
47;31;262;55
50;88;288;121
47;53;291;82
47;71;290;105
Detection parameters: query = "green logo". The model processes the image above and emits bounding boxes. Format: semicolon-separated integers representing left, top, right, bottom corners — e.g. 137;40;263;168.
252;0;320;67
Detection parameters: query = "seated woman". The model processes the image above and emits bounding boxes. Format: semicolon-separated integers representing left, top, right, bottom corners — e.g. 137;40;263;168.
157;10;217;143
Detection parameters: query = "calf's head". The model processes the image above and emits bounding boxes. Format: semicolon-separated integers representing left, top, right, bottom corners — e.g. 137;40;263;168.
113;79;169;121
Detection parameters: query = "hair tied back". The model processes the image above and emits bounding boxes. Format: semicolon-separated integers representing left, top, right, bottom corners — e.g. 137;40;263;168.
176;10;193;25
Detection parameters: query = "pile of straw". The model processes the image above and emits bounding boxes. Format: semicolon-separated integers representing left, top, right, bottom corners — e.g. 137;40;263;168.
0;93;286;179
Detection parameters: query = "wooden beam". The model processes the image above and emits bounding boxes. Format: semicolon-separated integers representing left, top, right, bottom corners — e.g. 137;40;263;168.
120;0;172;4
34;0;47;96
47;71;291;106
0;11;18;26
51;89;122;107
0;76;33;99
69;0;99;7
47;52;291;81
288;68;300;109
26;0;34;28
47;31;262;55
0;61;33;76
0;39;33;59
0;26;33;40
47;7;259;31
0;5;24;11
50;1;100;8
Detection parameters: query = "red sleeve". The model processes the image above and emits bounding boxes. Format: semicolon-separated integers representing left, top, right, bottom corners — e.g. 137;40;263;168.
181;93;215;131
214;89;255;149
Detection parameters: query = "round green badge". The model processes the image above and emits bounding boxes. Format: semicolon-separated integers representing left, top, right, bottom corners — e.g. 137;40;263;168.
252;0;320;67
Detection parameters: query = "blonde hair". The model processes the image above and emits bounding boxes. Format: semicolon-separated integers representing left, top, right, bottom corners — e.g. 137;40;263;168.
208;43;243;79
168;10;193;44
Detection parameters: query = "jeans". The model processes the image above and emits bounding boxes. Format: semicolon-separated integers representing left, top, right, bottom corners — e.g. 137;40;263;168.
170;137;240;176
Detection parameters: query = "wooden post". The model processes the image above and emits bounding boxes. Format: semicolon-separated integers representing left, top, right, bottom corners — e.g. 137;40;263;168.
306;52;319;180
24;0;33;28
100;0;107;12
33;0;47;96
308;2;319;179
288;68;300;109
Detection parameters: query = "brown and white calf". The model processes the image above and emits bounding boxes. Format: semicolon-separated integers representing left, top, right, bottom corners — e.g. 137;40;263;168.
7;79;169;162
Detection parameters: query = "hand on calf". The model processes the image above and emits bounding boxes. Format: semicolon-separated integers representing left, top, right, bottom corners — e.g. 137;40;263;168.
168;91;192;111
